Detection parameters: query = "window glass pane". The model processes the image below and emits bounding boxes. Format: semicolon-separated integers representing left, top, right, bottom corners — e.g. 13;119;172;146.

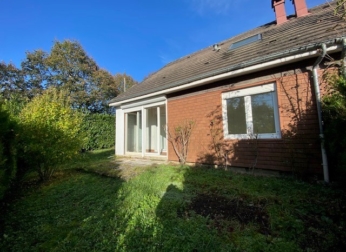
227;97;247;134
138;111;142;151
126;111;142;152
127;112;137;152
146;107;157;153
251;92;275;134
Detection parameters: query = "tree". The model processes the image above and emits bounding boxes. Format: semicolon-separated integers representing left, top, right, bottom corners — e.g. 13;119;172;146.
1;40;138;113
45;41;99;111
19;88;84;181
0;62;25;99
0;102;18;189
20;50;49;98
113;73;138;94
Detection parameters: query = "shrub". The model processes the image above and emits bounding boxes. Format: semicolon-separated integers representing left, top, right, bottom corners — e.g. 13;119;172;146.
322;72;346;183
0;103;18;196
166;120;195;165
19;88;84;181
81;113;115;150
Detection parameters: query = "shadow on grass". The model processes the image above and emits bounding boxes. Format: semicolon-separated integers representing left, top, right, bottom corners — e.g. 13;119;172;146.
1;155;346;251
70;148;115;166
120;166;346;251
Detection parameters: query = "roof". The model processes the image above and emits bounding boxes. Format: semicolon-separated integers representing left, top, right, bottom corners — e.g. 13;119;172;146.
110;2;346;105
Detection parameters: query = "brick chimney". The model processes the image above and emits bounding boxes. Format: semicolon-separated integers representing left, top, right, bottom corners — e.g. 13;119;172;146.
272;0;287;25
291;0;309;17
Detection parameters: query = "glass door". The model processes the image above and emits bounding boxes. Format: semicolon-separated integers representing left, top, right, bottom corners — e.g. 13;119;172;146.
145;106;167;155
146;107;158;153
126;111;142;153
160;105;167;154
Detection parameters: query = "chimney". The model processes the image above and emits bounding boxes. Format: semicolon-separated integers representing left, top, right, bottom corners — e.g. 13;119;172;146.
291;0;309;17
272;0;287;25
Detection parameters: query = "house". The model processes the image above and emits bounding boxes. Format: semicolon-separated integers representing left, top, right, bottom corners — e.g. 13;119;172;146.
109;0;346;182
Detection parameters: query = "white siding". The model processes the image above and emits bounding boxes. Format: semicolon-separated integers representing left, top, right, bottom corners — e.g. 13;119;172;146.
115;108;125;156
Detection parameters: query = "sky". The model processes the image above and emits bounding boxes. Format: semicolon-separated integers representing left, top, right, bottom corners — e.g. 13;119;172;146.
1;0;328;82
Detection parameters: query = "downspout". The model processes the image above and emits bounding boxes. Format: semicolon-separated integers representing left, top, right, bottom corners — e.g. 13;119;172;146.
312;43;329;183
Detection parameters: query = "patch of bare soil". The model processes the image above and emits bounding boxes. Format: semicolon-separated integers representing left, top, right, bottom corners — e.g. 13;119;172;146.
181;193;270;235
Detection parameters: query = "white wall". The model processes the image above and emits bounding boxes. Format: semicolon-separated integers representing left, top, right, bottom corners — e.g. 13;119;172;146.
115;107;125;156
114;96;167;157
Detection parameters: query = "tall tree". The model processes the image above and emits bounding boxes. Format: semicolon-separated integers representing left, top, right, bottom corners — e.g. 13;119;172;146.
20;50;48;98
1;40;138;113
45;40;100;111
113;73;138;94
0;62;25;99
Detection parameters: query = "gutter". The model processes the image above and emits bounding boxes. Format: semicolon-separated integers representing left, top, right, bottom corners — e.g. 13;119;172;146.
110;39;343;107
312;43;329;183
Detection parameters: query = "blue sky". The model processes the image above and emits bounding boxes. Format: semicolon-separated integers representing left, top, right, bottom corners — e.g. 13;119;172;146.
1;0;328;82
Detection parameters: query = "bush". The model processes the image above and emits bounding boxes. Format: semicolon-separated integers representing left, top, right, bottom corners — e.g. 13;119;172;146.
81;113;115;150
19;88;84;181
0;103;18;196
322;72;346;183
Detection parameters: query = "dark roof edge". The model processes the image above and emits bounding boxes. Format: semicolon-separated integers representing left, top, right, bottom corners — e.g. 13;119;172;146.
109;37;344;105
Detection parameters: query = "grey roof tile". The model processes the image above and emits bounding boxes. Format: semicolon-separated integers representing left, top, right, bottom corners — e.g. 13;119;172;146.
110;2;346;104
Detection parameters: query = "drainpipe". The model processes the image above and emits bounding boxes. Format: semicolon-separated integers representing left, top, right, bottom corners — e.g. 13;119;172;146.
312;43;329;183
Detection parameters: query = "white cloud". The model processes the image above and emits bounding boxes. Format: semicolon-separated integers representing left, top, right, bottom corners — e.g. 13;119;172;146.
158;52;173;65
189;0;241;15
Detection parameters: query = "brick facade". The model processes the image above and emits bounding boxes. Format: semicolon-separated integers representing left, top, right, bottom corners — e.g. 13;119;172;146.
167;64;327;173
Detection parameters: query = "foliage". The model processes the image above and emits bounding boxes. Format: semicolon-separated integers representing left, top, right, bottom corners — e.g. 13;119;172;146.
322;72;346;182
0;94;28;117
80;113;115;150
166;119;195;165
19;88;84;181
334;0;346;21
1;153;346;251
0;102;18;198
113;72;137;93
0;62;26;99
1;40;138;114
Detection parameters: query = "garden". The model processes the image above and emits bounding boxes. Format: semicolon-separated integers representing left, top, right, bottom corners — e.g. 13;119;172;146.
1;42;346;251
0;149;346;251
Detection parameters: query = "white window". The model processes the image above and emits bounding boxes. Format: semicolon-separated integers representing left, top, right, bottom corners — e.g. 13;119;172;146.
222;83;281;139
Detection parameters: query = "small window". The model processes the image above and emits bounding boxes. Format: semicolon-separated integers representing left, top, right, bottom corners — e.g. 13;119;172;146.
222;83;281;139
229;34;262;50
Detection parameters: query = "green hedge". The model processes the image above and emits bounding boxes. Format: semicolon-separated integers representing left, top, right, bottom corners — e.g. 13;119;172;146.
322;73;346;183
0;103;19;198
81;113;115;150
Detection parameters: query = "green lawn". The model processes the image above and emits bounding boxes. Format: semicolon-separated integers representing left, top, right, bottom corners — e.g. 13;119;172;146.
1;149;345;251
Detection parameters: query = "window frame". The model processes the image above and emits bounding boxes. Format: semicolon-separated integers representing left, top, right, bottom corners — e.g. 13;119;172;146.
221;83;281;139
229;34;262;50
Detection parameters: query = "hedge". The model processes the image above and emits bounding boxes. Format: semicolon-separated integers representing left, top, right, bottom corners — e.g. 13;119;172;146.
81;113;115;150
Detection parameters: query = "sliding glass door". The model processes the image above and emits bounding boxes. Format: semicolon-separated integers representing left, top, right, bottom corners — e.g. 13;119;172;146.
145;105;167;155
125;105;166;156
126;111;142;153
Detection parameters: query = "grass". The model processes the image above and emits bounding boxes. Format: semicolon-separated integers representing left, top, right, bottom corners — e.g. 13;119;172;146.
1;148;346;251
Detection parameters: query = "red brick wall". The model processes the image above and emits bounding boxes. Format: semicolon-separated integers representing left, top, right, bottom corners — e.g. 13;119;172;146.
167;68;325;173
